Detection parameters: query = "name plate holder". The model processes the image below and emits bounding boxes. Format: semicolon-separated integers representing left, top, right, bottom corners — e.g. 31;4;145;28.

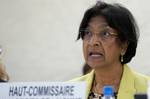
0;82;86;99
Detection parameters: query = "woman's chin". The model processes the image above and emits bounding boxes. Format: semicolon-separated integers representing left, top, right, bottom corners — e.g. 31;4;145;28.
87;62;104;69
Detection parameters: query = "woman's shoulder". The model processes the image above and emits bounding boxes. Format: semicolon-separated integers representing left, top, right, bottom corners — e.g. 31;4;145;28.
69;74;90;82
125;64;150;81
132;71;150;92
69;70;94;82
133;71;150;81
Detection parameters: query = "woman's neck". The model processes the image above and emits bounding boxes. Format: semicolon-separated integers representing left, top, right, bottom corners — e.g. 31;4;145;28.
93;62;123;93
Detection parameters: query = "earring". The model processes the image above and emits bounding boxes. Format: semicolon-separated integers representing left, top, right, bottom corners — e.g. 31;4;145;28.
120;52;124;63
121;54;123;62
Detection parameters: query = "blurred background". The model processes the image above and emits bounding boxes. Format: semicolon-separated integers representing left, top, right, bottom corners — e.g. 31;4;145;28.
0;0;150;81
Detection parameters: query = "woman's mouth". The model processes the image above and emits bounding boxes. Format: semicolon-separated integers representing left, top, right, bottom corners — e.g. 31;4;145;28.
89;52;103;59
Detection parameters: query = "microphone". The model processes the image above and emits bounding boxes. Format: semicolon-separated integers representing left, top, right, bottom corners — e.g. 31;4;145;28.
134;94;147;99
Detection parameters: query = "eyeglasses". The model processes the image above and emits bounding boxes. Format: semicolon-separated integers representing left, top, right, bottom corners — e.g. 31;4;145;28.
80;26;118;43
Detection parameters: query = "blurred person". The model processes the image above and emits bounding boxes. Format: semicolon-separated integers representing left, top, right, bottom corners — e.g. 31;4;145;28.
0;62;9;82
71;1;150;99
0;47;9;82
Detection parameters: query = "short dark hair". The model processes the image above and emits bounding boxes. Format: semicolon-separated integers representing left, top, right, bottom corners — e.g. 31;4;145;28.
77;1;139;64
82;63;92;75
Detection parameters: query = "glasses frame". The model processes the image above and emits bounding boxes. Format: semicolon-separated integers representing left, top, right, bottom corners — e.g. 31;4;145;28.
80;26;118;43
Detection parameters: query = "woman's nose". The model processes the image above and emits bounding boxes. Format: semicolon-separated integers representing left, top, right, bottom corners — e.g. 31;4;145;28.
89;35;101;46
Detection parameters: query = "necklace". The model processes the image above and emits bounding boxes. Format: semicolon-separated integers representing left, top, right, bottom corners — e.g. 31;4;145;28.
93;75;121;95
93;66;124;94
88;80;118;99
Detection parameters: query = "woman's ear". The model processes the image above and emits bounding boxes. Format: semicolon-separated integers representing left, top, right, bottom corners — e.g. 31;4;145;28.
121;41;129;55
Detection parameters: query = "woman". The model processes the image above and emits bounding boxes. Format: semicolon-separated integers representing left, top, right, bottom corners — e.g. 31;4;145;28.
0;62;9;82
0;48;9;82
71;1;150;99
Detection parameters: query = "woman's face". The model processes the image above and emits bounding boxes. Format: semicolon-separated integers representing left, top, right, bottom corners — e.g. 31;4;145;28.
83;16;125;69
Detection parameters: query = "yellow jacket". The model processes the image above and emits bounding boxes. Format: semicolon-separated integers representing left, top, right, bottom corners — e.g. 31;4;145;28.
71;65;150;99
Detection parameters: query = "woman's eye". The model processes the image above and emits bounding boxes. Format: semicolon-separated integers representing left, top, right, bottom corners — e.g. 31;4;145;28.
85;31;90;35
83;30;92;39
101;31;110;37
84;30;92;36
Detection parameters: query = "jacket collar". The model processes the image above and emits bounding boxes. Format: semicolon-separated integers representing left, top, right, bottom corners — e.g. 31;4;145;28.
85;70;94;99
85;64;136;99
117;64;136;99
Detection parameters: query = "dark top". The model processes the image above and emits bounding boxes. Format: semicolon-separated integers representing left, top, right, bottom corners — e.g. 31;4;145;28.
88;91;117;99
0;79;7;82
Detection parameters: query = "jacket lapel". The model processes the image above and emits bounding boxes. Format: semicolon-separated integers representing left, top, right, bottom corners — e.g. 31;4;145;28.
117;65;136;99
85;70;94;99
85;65;137;99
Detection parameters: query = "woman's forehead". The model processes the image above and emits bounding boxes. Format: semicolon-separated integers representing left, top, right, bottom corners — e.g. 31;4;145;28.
88;16;108;28
87;16;117;33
